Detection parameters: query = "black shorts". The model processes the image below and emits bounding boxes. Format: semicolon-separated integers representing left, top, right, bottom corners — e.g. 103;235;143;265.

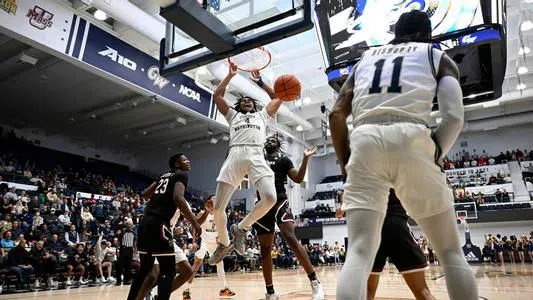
372;216;427;274
137;217;175;256
253;199;294;235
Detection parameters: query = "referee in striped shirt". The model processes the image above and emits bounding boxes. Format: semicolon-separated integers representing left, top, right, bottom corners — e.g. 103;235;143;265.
116;219;135;285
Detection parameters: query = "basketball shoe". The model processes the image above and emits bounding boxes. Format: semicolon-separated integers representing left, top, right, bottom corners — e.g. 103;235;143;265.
231;223;247;255
311;280;325;300
208;243;234;265
219;287;236;298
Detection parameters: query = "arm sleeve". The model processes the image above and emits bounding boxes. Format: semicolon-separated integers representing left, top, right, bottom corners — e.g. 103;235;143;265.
434;76;464;159
260;107;273;120
224;109;237;124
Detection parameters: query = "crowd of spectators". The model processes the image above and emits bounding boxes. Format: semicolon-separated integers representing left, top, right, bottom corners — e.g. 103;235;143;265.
443;148;533;170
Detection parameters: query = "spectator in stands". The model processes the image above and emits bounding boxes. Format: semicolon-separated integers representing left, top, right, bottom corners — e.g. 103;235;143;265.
1;231;15;253
19;208;32;227
30;240;58;288
2;196;13;215
8;239;34;289
0;214;13;233
65;225;80;248
45;234;64;257
38;224;52;241
5;186;18;202
98;219;113;239
66;243;89;285
26;225;40;242
46;189;58;204
44;208;58;224
58;211;72;228
28;196;40;213
81;207;95;223
11;220;23;237
95;233;114;283
19;191;29;203
14;200;26;215
33;211;43;227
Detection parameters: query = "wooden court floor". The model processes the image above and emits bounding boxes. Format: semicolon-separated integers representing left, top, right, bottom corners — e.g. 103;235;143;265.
1;264;532;299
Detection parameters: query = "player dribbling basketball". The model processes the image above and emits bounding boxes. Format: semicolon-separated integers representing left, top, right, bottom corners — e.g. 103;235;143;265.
329;10;478;300
208;63;284;265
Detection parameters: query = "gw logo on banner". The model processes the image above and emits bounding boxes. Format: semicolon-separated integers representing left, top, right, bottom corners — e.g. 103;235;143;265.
98;46;137;71
147;66;170;89
179;85;201;103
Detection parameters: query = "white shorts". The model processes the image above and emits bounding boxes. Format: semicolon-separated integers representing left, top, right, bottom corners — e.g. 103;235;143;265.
195;242;217;259
154;243;187;264
343;123;454;220
216;146;274;187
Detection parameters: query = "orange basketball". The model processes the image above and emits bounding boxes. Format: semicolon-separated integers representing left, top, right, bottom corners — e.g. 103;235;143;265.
274;74;301;101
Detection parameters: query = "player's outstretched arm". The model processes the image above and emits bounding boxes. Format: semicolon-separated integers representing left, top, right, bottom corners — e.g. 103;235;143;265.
251;70;276;99
173;182;202;237
329;70;355;179
213;63;238;116
434;53;464;159
288;146;317;183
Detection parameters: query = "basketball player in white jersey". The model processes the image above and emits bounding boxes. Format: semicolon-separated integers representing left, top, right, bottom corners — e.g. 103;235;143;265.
329;10;478;300
182;196;236;300
208;63;283;265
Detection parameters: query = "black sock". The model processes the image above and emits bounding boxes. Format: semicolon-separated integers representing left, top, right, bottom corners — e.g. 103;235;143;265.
307;272;318;282
266;284;275;295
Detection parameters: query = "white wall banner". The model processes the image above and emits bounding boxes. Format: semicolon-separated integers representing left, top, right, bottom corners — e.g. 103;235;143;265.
465;183;514;195
445;164;510;177
520;161;533;172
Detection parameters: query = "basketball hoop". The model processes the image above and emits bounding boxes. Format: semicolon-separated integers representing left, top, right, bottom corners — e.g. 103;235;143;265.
458;216;467;225
227;47;272;72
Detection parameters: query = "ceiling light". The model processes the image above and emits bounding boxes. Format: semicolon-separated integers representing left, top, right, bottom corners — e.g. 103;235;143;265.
94;10;108;21
222;135;230;141
90;114;96;119
435;117;442;124
196;66;209;76
519;46;530;55
19;51;38;65
521;20;533;31
482;100;500;108
518;66;528;74
209;137;218;144
296;125;303;132
142;131;148;135
207;129;213;135
175;116;187;125
303;97;312;105
517;83;527;90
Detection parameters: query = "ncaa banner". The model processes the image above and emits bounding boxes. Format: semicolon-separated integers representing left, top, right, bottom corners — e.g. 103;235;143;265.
80;24;211;117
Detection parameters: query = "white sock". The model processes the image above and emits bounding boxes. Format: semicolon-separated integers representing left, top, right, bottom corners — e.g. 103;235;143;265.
184;282;191;291
217;261;226;289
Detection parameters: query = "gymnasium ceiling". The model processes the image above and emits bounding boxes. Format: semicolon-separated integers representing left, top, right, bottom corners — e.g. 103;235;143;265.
2;0;533;159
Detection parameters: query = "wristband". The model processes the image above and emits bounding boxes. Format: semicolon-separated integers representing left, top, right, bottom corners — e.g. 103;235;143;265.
257;78;265;88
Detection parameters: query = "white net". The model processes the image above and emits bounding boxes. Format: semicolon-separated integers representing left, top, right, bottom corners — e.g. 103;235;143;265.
228;47;271;72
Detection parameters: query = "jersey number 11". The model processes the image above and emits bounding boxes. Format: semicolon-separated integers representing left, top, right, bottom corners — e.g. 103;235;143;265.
369;56;404;94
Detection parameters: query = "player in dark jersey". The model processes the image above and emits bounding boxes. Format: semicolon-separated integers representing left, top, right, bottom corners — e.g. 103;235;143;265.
127;153;202;300
336;189;435;300
252;136;324;300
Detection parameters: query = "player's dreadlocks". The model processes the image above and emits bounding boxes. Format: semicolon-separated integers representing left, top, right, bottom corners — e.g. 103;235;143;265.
234;94;258;113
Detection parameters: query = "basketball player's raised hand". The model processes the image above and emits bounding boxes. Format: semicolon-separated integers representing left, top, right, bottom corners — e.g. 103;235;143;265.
250;69;261;83
228;62;238;77
304;146;318;158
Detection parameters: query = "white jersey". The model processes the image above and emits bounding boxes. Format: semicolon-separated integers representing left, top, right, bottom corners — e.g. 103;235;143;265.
351;42;444;127
200;213;217;243
225;108;270;147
